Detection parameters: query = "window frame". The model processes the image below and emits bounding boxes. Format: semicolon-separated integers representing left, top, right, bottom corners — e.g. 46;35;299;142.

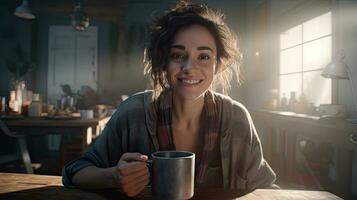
278;10;336;106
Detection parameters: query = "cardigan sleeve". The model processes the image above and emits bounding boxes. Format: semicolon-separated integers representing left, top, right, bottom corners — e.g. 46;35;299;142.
61;91;155;188
228;102;277;190
244;130;277;189
62;109;124;188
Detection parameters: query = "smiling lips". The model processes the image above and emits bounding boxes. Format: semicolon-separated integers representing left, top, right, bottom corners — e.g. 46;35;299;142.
178;78;203;86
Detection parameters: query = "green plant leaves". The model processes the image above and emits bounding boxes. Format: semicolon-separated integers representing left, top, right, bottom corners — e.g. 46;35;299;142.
5;45;36;80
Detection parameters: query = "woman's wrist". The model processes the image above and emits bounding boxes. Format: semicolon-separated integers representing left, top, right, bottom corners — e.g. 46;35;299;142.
72;166;120;189
107;166;120;188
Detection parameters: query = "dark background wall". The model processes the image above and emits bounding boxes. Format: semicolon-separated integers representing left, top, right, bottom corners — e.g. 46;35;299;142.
0;1;114;103
0;1;35;97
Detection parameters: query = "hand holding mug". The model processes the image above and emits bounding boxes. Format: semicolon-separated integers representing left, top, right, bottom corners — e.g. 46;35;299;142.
115;153;149;197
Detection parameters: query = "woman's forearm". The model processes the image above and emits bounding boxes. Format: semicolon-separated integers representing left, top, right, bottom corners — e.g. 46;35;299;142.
72;166;118;189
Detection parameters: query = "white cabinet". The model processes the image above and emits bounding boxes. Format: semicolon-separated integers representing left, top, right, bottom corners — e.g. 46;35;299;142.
48;26;98;105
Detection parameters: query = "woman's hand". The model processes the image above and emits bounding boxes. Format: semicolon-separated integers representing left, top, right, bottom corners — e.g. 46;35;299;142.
115;153;150;197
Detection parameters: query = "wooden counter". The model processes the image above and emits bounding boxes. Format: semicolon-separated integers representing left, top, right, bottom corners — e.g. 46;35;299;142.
251;109;356;199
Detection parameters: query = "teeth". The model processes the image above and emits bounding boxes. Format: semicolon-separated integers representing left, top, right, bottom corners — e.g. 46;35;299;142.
181;79;200;84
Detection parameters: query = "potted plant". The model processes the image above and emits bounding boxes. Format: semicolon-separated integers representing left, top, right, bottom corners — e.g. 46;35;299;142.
6;45;36;88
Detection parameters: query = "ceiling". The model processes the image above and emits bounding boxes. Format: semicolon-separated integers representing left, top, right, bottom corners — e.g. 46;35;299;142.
5;0;168;23
30;0;129;23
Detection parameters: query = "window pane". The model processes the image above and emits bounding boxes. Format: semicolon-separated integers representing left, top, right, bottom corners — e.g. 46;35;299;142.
303;71;331;105
280;73;302;100
303;12;331;42
280;46;302;74
303;36;331;71
280;25;302;49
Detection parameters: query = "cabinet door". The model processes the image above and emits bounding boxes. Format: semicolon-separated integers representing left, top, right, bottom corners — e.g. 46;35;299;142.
48;26;98;105
76;30;98;91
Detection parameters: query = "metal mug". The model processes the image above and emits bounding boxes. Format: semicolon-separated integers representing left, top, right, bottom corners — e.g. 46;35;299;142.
150;151;195;200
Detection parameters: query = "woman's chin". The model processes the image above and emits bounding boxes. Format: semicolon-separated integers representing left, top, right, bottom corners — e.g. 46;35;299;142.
173;89;206;101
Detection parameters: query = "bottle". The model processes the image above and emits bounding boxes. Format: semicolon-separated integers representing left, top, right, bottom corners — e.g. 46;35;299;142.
288;91;298;112
280;93;288;110
20;82;28;115
21;82;27;102
296;93;308;113
28;93;42;117
22;90;32;116
9;90;19;113
15;83;23;113
0;97;5;113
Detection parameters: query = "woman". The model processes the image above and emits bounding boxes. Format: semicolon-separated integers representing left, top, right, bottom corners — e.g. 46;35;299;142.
62;1;276;197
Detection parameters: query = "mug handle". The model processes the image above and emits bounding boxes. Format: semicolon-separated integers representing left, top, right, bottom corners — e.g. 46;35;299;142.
146;159;152;187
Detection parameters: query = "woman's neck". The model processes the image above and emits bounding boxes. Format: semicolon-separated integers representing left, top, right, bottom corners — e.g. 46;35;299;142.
172;93;205;128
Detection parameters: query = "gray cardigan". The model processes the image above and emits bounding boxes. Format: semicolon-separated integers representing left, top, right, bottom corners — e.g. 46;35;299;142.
62;90;276;190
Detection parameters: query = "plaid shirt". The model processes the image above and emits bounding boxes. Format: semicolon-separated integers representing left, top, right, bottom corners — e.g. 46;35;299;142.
156;90;220;184
63;90;276;190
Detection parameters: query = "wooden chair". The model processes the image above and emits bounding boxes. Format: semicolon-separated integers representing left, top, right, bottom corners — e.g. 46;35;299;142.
0;119;34;174
59;140;82;169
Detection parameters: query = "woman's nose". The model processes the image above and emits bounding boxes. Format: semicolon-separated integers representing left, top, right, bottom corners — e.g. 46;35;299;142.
181;58;195;70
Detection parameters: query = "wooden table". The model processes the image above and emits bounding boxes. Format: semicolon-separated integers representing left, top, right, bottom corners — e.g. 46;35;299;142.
3;116;110;149
0;117;110;173
0;173;342;200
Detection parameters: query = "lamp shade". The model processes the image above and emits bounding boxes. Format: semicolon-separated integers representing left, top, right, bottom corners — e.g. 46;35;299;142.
321;59;349;79
14;0;35;19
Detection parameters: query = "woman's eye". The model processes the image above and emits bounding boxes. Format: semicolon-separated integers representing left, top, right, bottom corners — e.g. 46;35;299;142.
198;54;210;60
170;53;186;62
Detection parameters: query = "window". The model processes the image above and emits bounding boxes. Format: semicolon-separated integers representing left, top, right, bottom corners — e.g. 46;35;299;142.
279;12;332;105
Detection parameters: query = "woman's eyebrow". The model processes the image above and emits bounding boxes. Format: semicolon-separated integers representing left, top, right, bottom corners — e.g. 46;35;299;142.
170;45;185;50
170;45;214;53
197;46;214;52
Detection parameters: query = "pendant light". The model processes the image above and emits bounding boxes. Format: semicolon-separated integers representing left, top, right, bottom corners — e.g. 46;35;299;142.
14;0;36;19
70;1;89;32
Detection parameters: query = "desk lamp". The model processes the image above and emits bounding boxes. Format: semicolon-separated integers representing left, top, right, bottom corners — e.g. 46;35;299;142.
321;55;357;123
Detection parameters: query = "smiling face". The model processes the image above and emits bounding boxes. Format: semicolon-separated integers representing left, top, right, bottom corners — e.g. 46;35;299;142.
166;25;217;100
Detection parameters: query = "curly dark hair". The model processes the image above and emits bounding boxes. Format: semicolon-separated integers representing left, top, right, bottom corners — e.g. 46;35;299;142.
144;1;242;98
